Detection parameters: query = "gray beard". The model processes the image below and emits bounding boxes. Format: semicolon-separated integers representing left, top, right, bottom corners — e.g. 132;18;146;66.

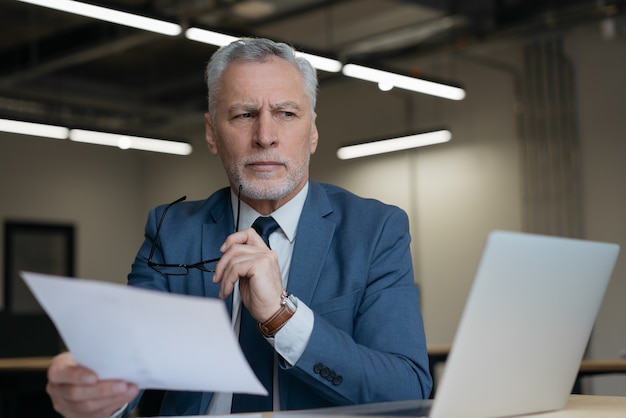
229;154;309;201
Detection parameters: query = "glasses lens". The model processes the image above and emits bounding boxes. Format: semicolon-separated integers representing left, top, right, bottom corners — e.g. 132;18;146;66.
196;260;219;273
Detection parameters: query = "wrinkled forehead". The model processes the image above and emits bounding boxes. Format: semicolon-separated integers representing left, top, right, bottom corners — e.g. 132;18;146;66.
218;58;309;104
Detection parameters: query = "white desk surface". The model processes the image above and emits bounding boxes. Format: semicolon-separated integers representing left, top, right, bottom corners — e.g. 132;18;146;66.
272;395;626;418
526;394;626;417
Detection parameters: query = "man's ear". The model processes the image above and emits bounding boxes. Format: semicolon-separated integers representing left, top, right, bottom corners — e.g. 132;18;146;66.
204;113;218;155
309;113;319;154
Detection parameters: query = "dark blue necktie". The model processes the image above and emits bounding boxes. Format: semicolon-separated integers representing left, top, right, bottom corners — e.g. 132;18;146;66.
251;216;279;248
231;216;279;412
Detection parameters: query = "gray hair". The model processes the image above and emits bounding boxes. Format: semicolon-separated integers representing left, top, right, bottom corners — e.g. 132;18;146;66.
205;38;318;118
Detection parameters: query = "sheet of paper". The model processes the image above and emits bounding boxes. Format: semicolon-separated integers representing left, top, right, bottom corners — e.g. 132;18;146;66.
21;271;267;395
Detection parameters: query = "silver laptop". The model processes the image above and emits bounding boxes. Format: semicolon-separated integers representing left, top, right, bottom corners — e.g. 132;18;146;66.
292;230;620;418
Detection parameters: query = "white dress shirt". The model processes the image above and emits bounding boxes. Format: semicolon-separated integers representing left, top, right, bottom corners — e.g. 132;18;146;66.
207;183;314;414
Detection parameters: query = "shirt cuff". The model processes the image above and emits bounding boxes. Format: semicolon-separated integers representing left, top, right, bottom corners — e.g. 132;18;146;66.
273;296;313;366
109;403;127;418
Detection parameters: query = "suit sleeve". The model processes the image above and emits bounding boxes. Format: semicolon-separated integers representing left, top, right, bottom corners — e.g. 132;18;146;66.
283;207;432;406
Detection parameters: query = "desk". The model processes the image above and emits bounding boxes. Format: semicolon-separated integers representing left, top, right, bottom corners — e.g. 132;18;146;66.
578;358;626;375
284;395;626;418
525;395;626;416
0;356;52;371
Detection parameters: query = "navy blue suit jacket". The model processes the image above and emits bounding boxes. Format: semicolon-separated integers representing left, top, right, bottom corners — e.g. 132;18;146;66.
127;180;432;415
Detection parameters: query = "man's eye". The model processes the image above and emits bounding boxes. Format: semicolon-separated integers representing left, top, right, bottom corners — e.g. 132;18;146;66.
232;113;254;121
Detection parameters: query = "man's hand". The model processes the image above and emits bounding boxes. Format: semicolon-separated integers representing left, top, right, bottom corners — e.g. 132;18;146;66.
212;227;284;322
46;352;139;418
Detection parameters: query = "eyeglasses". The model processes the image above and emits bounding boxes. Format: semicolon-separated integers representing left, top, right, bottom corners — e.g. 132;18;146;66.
147;186;242;275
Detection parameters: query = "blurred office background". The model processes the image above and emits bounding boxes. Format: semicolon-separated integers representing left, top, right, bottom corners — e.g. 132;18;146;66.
0;0;624;406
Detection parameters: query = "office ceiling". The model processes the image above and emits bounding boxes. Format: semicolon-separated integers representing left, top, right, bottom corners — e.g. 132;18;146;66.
0;0;621;141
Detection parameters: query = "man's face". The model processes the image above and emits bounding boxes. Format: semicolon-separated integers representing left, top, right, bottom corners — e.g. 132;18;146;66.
205;56;318;207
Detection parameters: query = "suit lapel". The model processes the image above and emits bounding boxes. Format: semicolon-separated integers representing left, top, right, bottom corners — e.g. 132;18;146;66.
201;189;234;312
195;189;234;414
279;182;334;410
287;182;335;306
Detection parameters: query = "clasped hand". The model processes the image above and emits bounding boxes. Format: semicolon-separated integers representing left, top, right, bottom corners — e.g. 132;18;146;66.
46;352;139;418
213;226;284;323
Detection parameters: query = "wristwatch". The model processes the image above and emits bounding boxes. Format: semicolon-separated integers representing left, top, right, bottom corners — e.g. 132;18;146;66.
257;290;297;338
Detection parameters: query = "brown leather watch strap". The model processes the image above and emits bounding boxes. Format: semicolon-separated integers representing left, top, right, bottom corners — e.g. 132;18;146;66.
257;291;296;338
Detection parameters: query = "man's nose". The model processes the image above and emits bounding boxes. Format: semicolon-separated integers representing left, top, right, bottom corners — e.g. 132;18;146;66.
254;113;277;147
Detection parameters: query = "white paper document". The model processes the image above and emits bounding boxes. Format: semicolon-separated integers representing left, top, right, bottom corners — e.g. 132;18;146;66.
21;271;267;395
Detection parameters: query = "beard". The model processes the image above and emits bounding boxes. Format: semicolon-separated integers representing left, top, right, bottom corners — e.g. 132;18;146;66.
227;151;310;201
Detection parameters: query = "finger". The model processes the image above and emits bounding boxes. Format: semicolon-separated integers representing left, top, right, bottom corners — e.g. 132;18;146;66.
49;392;135;418
49;379;137;402
48;352;98;385
215;246;260;298
213;229;265;286
215;240;276;297
217;248;283;317
47;379;138;418
219;228;266;253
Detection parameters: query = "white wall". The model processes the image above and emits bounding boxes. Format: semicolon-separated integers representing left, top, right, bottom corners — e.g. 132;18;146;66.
0;136;145;289
0;22;624;395
568;24;626;395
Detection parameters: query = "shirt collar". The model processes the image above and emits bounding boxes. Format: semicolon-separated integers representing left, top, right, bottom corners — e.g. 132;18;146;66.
230;182;308;243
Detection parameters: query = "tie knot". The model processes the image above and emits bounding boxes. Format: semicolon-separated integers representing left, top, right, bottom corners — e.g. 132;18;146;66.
251;216;279;247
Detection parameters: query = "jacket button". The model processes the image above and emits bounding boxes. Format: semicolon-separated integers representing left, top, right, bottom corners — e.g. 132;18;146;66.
333;375;343;385
320;366;331;378
313;363;324;374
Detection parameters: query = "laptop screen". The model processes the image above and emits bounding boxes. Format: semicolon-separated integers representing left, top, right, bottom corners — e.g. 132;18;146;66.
430;231;619;418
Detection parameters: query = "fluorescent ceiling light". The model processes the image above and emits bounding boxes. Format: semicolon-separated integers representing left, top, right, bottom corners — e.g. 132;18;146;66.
0;118;69;139
337;130;451;160
1;118;192;155
185;27;342;73
185;27;239;47
342;64;466;100
17;1;461;99
295;52;342;73
69;129;192;155
16;0;182;36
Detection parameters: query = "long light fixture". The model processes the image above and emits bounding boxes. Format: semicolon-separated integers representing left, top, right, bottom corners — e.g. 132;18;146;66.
295;51;343;73
69;129;192;155
188;31;465;95
0;118;69;139
184;27;239;47
16;0;182;36
0;118;192;155
17;1;463;99
337;129;451;160
184;27;342;73
342;64;466;100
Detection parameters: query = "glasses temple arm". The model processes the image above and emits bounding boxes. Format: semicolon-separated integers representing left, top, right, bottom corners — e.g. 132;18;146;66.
235;185;242;233
148;195;187;262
